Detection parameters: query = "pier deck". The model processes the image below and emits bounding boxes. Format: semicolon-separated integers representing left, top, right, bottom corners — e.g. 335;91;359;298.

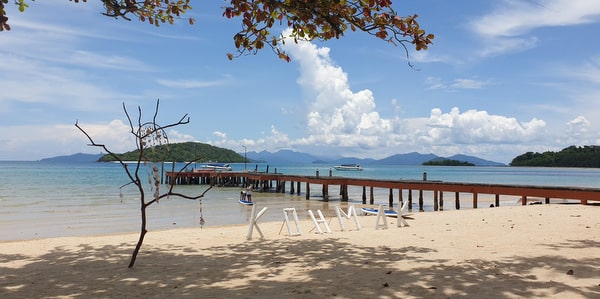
165;170;600;211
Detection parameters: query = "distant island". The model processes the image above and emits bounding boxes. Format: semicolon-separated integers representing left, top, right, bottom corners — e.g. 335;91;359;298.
510;145;600;167
97;142;246;163
422;159;475;166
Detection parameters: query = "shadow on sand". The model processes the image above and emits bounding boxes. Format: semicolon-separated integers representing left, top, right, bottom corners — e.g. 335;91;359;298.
1;238;599;298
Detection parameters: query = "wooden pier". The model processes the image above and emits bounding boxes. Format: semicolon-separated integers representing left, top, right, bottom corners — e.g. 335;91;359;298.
165;169;600;211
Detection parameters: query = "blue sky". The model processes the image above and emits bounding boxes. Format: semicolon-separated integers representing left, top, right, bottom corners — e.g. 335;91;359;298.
2;0;600;164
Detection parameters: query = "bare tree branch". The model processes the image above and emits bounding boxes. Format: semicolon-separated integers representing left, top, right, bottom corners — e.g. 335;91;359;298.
75;100;209;268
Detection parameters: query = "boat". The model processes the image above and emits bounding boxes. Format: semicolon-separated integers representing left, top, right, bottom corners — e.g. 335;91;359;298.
200;163;232;171
361;207;398;217
333;164;363;171
239;198;254;205
361;202;411;218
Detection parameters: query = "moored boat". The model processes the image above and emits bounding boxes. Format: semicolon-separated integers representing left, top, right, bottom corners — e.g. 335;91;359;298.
333;164;362;171
200;163;232;171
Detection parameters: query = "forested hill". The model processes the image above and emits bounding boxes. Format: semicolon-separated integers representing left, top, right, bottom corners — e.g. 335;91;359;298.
510;145;600;167
98;142;245;163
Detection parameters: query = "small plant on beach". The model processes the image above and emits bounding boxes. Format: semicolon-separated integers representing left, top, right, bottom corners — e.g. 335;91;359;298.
75;99;211;268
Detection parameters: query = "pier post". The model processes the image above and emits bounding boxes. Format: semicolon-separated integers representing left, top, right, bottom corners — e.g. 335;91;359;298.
545;197;550;204
408;190;413;212
418;189;424;212
473;193;478;209
495;194;500;207
341;184;349;201
439;191;444;211
290;181;295;194
323;184;329;202
296;181;301;195
521;195;527;206
369;187;374;205
305;182;310;200
433;190;438;211
362;186;366;204
455;192;460;210
388;188;393;208
398;189;404;209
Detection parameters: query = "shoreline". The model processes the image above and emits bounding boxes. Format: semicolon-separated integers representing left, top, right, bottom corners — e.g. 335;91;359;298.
0;191;526;242
0;189;565;243
1;204;599;298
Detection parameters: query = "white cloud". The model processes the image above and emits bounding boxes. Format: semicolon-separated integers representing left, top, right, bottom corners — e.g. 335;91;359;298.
282;32;392;142
166;129;197;144
472;0;600;56
477;36;539;57
572;55;600;84
424;107;546;145
473;0;600;37
426;77;490;90
0;120;133;160
212;131;227;139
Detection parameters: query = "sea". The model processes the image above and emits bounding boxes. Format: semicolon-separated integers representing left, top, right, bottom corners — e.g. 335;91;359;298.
1;161;599;241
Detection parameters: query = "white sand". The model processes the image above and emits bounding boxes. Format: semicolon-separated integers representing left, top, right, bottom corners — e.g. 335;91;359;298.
1;204;599;298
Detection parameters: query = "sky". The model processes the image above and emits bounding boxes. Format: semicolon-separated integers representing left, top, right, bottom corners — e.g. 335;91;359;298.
2;0;600;164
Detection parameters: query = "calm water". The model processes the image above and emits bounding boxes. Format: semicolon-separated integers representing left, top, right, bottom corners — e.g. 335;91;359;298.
1;161;599;241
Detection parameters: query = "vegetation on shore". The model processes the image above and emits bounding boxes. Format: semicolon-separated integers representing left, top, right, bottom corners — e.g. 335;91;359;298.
510;145;600;167
98;142;245;163
422;159;475;166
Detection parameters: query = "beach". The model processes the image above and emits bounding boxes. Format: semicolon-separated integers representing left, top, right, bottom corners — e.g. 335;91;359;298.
1;204;599;298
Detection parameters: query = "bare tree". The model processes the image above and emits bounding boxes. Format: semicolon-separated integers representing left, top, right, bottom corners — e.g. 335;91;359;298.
75;99;211;268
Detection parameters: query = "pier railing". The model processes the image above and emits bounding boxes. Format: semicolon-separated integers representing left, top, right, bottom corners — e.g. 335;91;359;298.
165;170;600;211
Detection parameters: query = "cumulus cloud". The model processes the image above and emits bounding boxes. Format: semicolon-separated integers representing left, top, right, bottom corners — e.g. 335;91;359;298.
423;107;546;144
265;31;553;162
281;30;393;144
563;116;595;144
166;129;197;144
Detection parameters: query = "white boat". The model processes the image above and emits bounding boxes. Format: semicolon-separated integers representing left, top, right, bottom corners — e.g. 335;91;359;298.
333;164;363;171
239;198;254;205
361;207;397;217
201;163;232;171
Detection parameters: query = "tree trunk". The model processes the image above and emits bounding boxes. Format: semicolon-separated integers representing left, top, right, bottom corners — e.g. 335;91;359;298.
128;197;148;268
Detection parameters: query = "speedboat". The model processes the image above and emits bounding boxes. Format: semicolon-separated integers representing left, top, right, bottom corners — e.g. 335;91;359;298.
333;164;362;171
201;163;232;171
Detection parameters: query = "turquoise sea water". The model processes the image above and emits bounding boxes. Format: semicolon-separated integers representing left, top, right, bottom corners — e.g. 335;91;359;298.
1;161;599;241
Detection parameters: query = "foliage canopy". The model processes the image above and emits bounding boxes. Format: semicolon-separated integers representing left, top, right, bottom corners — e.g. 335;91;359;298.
2;0;433;62
422;159;475;166
98;141;246;163
510;145;600;168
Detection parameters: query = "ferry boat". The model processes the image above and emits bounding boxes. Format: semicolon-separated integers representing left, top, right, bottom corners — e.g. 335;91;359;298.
200;163;232;171
333;164;363;171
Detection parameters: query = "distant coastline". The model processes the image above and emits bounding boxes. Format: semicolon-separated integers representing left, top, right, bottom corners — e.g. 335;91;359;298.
33;143;600;168
36;150;505;167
